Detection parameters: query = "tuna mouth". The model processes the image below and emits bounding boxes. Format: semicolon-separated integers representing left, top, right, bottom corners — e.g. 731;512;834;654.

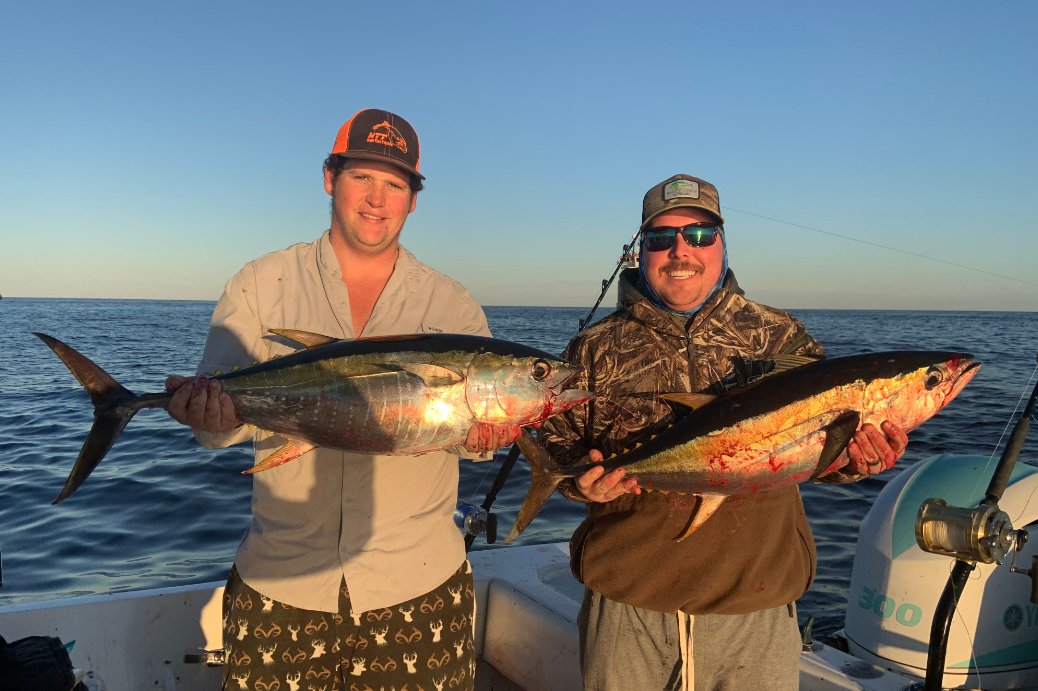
945;360;981;406
550;364;585;396
550;388;594;412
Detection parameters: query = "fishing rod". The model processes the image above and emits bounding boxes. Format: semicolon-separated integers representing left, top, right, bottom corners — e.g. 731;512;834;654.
462;238;642;536
463;442;523;552
578;231;641;332
461;237;642;543
914;352;1038;690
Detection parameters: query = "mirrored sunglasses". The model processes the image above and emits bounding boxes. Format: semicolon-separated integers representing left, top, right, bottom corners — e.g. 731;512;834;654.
643;224;721;252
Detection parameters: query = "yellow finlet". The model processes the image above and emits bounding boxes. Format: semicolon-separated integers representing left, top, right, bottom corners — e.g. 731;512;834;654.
214;370;223;375
768;353;819;375
658;392;718;410
231;365;240;371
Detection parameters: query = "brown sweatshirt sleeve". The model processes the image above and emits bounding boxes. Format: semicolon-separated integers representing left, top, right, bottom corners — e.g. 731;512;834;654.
538;337;597;503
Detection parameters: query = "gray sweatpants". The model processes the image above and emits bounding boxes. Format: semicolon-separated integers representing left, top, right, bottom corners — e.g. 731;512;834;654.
578;589;801;691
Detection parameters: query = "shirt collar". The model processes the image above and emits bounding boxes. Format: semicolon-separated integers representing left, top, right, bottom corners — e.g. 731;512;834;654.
318;229;421;293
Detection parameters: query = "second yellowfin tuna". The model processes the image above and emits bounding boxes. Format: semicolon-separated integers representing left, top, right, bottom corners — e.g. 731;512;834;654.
508;350;979;542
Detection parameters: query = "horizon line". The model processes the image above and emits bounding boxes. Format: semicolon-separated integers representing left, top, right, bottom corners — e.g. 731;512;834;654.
0;296;1035;314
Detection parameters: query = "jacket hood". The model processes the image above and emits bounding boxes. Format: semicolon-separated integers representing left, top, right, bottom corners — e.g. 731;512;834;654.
616;267;744;310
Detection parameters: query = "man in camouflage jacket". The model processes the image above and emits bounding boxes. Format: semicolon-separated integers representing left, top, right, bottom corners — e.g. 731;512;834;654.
539;174;908;690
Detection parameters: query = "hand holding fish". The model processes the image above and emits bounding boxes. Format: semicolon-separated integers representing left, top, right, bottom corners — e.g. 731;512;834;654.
843;421;908;476
165;375;242;434
463;424;521;455
575;450;642;503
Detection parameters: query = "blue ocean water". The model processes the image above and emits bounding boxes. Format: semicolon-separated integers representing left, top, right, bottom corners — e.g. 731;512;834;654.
0;298;1035;636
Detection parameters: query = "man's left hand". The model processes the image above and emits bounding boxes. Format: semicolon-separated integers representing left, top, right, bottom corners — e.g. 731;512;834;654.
464;424;521;455
845;420;908;476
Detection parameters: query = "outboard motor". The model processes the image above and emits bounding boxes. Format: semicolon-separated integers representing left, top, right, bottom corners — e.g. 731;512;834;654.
847;356;1033;684
845;453;1038;688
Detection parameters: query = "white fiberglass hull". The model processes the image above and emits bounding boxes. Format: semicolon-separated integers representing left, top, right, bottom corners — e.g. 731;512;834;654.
0;543;910;691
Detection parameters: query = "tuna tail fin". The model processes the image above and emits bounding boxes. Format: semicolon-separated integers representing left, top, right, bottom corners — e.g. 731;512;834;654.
504;429;567;544
34;333;156;504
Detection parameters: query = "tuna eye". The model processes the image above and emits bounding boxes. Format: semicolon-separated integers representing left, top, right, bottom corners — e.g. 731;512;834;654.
925;368;944;390
532;360;552;381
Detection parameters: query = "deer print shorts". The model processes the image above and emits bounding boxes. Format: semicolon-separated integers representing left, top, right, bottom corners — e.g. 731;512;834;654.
221;562;476;691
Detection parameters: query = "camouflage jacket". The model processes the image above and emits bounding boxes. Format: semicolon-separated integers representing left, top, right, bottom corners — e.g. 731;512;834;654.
540;268;828;615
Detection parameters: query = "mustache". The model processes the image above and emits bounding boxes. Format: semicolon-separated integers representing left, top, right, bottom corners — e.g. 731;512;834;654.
656;261;705;275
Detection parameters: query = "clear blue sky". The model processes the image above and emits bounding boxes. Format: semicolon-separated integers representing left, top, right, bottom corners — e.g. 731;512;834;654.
2;1;1036;310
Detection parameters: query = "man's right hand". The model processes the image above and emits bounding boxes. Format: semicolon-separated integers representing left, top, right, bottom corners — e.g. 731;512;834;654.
575;450;641;502
165;375;241;434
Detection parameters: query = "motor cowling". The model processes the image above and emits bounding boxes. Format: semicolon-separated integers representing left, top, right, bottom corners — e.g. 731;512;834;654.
845;454;1038;689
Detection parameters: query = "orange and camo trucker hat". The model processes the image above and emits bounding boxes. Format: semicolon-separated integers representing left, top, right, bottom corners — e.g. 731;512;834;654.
331;109;424;180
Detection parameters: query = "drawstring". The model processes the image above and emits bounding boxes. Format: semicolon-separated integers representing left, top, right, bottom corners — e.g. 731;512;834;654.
677;611;694;690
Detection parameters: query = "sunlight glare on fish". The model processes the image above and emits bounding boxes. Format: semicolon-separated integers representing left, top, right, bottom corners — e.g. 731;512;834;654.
424;399;456;425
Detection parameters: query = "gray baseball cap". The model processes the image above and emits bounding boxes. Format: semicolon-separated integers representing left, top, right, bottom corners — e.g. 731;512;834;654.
641;174;725;229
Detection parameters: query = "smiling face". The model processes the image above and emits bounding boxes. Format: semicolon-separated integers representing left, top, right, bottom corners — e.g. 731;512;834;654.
324;159;418;256
642;207;725;311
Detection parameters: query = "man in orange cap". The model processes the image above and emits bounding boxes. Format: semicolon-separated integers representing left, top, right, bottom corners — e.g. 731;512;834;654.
165;110;510;691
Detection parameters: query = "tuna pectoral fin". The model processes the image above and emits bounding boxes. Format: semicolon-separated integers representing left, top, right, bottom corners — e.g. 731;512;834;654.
675;493;726;541
331;363;463;388
244;440;317;474
811;411;861;479
504;429;566;544
395;363;464;387
34;333;164;504
266;328;339;349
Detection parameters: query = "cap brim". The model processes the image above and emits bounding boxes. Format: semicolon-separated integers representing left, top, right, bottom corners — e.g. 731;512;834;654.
641;202;724;229
336;151;425;180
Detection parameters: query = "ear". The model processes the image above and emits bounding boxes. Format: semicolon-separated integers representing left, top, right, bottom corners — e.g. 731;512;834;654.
323;168;335;196
409;191;418;214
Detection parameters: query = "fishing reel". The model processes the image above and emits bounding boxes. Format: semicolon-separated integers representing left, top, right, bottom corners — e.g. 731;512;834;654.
454;502;498;544
916;499;1038;603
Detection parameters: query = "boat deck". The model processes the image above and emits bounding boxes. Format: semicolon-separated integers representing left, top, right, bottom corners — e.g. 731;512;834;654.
0;543;911;690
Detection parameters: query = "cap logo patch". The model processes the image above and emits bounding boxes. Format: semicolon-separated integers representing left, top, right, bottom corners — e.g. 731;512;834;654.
367;122;408;153
663;180;699;201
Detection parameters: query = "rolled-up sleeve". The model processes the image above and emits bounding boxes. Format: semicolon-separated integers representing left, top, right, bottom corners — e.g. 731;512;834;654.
193;265;265;450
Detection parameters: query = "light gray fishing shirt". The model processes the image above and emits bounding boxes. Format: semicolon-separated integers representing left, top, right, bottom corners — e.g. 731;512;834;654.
195;230;491;613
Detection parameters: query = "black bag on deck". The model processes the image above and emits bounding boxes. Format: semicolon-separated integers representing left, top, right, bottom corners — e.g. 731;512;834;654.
0;633;76;691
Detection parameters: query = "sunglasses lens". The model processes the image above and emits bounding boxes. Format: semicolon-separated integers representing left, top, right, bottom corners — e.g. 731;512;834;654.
643;229;676;252
681;227;718;247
